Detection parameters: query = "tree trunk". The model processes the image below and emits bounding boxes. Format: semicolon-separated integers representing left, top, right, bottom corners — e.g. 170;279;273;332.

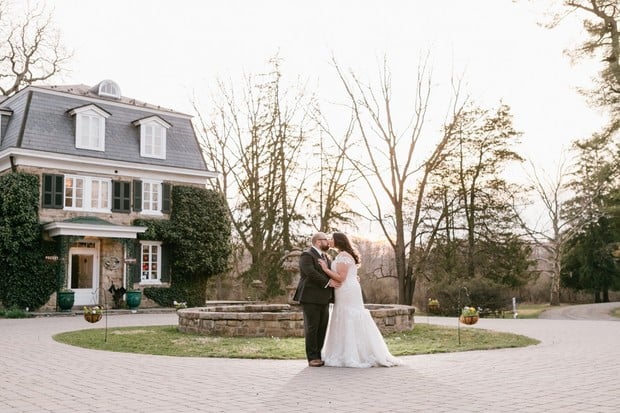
550;256;561;306
549;275;561;306
395;233;407;305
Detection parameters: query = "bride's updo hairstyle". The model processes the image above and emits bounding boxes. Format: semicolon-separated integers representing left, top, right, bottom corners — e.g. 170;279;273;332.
332;232;360;265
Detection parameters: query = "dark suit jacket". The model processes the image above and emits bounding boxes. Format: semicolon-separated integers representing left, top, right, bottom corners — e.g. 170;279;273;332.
293;247;333;305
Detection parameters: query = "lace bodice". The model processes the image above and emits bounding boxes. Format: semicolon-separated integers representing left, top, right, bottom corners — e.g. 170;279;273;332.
331;253;357;284
333;253;355;265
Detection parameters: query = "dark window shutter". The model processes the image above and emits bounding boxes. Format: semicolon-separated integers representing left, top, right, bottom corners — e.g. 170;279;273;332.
122;182;131;211
42;174;53;207
160;245;171;283
112;181;121;211
53;175;64;207
162;183;171;213
132;180;142;212
112;181;131;213
42;174;64;209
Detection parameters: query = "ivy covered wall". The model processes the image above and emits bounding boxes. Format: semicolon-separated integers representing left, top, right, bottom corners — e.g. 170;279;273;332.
137;185;232;307
0;172;56;309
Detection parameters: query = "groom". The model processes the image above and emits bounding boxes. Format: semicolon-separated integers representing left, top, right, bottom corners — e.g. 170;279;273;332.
294;232;340;367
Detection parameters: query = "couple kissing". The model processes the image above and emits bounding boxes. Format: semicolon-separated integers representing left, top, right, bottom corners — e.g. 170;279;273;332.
293;231;402;368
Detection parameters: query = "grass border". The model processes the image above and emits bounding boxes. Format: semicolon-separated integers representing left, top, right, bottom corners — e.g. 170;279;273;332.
53;323;539;359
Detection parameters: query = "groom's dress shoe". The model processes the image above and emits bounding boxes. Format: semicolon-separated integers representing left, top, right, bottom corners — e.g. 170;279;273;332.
308;359;324;367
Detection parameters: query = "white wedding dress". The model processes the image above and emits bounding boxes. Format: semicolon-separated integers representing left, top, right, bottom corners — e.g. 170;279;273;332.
322;253;402;368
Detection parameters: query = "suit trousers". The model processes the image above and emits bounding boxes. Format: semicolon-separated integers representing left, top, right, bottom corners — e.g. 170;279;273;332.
301;301;330;361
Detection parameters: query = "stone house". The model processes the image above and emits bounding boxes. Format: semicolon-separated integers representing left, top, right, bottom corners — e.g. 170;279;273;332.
0;80;216;308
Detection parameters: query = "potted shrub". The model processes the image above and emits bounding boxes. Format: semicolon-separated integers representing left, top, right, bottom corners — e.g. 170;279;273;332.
57;289;75;312
125;289;142;312
83;305;104;323
460;306;480;325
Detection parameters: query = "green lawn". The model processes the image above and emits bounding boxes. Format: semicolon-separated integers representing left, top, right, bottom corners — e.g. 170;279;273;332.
513;303;551;319
53;323;538;359
418;303;548;319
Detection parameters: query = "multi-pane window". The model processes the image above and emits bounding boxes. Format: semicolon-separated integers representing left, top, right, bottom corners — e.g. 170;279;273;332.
0;109;8;137
134;116;169;159
69;105;110;151
144;124;164;157
98;80;121;98
90;179;109;210
131;180;170;214
64;175;111;212
64;176;84;208
142;180;161;213
140;241;161;282
77;113;103;150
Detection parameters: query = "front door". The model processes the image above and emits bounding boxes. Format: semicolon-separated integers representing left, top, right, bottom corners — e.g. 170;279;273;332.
69;243;100;306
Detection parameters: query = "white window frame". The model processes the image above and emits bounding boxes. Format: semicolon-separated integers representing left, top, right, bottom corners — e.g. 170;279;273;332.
141;179;162;215
139;241;162;284
68;105;110;152
64;175;112;212
133;116;170;160
90;178;110;210
143;123;165;158
64;176;84;209
98;80;121;99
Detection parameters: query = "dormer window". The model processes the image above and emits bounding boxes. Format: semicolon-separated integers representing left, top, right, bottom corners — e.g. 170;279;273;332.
97;80;121;99
68;104;111;152
0;108;12;141
132;116;171;159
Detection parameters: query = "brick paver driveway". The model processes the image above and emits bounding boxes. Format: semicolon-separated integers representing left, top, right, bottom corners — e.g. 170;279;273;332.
1;302;619;413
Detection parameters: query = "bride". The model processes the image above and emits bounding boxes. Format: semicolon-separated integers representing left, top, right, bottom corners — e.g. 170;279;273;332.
318;232;402;368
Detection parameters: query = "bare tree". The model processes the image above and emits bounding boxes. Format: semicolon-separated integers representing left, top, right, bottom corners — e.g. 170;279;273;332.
308;107;361;233
195;58;361;297
333;55;468;305
518;159;574;305
0;1;71;96
194;57;314;297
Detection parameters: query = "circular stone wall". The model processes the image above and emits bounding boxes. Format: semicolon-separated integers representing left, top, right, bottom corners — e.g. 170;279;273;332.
177;303;415;337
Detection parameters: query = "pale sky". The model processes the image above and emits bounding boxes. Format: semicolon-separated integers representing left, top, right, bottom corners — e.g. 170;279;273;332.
36;0;603;165
12;0;608;231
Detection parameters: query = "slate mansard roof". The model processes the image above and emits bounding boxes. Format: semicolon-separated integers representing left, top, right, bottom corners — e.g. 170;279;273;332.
0;81;212;176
